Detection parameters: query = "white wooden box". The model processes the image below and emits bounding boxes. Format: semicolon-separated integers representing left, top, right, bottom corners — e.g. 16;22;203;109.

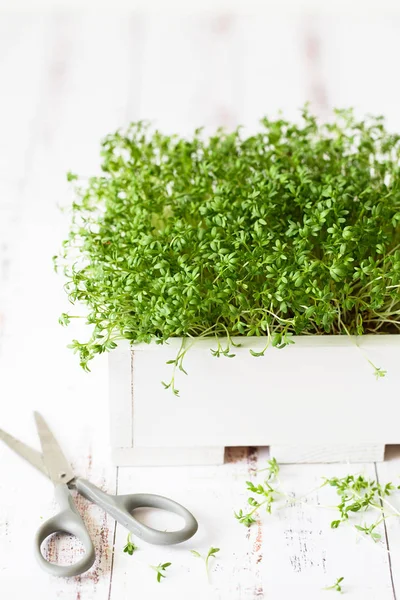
109;335;400;465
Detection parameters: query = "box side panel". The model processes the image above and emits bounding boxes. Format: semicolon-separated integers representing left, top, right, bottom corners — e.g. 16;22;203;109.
130;340;400;447
270;444;386;463
109;340;133;448
111;446;225;466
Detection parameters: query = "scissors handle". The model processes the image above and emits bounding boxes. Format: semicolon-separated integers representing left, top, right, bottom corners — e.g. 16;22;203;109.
75;478;198;545
34;484;96;577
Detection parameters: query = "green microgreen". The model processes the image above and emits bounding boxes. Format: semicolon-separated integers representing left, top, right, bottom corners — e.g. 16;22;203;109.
57;108;400;379
191;546;220;581
66;171;78;182
323;474;400;538
161;338;191;395
235;459;400;552
235;457;281;525
324;577;344;593
123;532;138;556
258;457;279;479
210;337;236;358
150;562;172;583
323;475;400;528
367;360;387;380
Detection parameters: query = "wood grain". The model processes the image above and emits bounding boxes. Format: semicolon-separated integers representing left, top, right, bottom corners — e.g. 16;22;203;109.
270;444;386;463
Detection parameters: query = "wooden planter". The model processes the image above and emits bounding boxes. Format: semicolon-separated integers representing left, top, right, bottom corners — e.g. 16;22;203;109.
109;335;400;466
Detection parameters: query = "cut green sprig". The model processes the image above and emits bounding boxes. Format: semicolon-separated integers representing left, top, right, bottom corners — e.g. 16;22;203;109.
324;577;344;593
235;457;281;525
324;474;400;538
367;359;387;380
235;460;400;551
123;532;138;555
161;338;193;396
191;547;220;581
150;562;172;583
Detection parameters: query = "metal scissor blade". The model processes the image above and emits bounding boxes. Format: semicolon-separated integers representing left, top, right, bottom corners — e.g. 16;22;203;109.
33;412;74;485
0;428;48;478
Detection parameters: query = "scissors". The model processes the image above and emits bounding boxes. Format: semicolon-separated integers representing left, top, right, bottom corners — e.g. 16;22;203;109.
0;412;198;577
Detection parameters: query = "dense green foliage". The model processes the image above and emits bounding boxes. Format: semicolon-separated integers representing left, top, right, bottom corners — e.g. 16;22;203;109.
57;108;400;371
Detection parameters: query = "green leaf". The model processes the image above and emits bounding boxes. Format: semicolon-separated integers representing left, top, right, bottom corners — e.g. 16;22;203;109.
58;312;70;327
123;533;138;556
331;520;341;529
66;171;78;182
324;576;344;593
249;349;265;357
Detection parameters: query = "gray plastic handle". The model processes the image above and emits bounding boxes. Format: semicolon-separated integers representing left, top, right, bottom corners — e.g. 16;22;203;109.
75;478;198;545
34;483;96;577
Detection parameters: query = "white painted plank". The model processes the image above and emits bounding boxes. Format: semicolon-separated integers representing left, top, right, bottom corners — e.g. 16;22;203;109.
110;448;394;599
0;13;144;599
120;336;400;450
260;457;394;598
109;448;263;600
109;340;133;449
376;446;400;599
112;445;225;466
271;444;386;464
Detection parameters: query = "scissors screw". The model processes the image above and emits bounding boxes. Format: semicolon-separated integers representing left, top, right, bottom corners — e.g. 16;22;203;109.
59;472;67;479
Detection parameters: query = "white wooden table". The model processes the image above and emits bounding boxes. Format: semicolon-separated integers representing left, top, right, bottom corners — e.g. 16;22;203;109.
1;12;400;599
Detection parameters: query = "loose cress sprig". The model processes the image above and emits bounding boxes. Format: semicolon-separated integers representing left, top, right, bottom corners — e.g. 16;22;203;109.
150;562;172;583
324;474;400;540
57;108;400;382
236;460;400;547
324;577;344;593
191;547;220;581
123;532;138;555
122;535;173;584
234;458;281;526
161;338;189;396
